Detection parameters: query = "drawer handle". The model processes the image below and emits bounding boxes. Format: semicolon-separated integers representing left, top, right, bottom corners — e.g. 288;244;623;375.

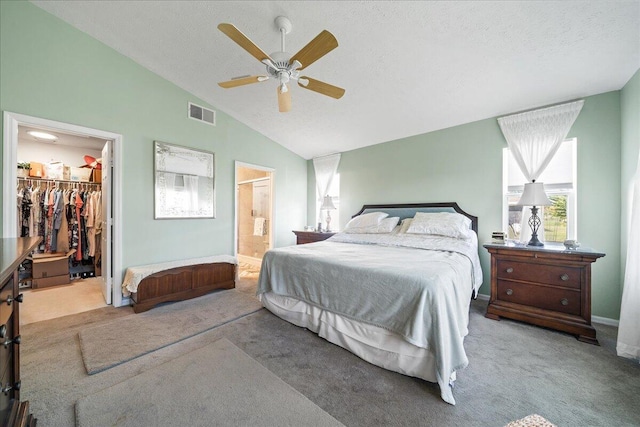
561;298;569;306
561;274;570;281
506;288;513;296
2;380;20;395
3;293;23;306
0;325;5;339
506;267;514;273
3;335;20;349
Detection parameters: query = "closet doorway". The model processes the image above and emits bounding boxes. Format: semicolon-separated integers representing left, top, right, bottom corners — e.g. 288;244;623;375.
3;112;125;321
235;162;274;277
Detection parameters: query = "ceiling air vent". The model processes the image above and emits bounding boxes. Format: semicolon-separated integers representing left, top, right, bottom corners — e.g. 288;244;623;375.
188;102;216;126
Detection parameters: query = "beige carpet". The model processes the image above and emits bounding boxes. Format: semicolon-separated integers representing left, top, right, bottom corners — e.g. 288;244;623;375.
21;277;106;325
75;338;344;427
78;288;262;374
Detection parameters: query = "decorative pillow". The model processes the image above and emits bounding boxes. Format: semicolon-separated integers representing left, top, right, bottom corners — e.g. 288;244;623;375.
344;217;399;234
406;212;472;239
343;212;389;231
398;218;413;234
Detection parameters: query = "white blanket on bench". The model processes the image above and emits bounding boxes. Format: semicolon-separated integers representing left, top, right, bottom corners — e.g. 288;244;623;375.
122;255;238;296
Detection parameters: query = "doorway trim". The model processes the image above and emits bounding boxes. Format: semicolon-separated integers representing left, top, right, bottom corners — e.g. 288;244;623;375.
2;111;125;307
234;161;275;261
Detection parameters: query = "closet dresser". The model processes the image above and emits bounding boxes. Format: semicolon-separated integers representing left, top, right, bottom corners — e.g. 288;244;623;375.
1;237;40;426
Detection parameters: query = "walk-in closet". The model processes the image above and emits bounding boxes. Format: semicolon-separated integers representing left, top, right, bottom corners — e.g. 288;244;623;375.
15;125;109;324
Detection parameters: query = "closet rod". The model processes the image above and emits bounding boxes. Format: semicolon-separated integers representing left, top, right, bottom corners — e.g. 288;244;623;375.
17;177;101;189
17;176;99;185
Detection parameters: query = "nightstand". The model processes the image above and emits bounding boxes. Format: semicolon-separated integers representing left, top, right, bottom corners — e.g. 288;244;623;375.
292;230;336;245
484;242;605;345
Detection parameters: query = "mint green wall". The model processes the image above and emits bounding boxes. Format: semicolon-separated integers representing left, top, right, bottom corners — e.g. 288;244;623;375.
621;68;640;280
569;92;622;320
310;92;623;319
1;2;306;269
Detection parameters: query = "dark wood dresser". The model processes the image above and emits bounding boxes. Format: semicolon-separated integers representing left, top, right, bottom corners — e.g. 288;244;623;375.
292;231;336;245
484;243;605;345
1;236;41;426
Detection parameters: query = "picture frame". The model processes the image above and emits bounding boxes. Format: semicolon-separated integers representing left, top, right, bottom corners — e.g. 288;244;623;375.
154;141;215;219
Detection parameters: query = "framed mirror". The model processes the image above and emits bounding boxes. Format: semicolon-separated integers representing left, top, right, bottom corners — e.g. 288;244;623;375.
154;141;215;219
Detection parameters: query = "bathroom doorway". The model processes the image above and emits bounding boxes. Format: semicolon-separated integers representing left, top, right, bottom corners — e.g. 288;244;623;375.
235;162;274;277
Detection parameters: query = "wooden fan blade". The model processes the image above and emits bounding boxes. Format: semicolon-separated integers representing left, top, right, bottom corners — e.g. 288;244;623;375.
278;85;292;112
289;30;338;70
298;77;345;99
218;75;268;88
218;23;274;63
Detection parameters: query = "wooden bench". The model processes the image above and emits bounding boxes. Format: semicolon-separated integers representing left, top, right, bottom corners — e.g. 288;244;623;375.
125;260;236;313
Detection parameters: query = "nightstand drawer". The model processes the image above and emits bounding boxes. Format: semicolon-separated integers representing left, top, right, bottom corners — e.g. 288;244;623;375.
496;280;581;315
292;231;335;245
496;259;581;289
0;284;13;324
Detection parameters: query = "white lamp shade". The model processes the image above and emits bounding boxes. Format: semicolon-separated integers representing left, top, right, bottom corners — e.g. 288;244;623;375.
321;195;336;210
517;182;552;206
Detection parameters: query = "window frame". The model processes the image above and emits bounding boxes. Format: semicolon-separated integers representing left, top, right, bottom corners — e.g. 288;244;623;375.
502;138;577;242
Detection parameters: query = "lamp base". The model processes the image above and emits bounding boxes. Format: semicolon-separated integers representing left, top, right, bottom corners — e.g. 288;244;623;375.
526;206;544;247
325;210;332;232
527;235;545;247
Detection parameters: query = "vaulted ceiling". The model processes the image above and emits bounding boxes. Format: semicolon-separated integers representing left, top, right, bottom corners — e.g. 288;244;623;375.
31;1;640;159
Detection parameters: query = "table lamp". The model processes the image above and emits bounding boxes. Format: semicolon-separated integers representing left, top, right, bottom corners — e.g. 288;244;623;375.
517;181;551;247
321;195;336;232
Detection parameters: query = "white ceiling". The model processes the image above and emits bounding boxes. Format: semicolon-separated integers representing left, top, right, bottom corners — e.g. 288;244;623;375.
31;1;640;160
19;125;107;150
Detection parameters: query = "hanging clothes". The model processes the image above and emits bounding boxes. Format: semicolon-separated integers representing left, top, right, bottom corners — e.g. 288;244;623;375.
85;190;96;258
75;190;84;262
56;189;70;254
29;186;39;237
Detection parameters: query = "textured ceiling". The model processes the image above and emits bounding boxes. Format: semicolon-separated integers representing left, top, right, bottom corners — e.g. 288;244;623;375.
31;1;640;159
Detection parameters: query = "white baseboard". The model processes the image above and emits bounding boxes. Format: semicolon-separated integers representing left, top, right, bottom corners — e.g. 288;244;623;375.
592;315;619;327
476;293;489;301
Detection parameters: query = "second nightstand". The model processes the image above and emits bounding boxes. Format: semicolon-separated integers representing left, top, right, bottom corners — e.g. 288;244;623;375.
292;230;336;245
484;242;605;345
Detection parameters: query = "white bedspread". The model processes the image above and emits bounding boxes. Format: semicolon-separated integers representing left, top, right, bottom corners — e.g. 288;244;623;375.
122;255;237;296
257;233;482;405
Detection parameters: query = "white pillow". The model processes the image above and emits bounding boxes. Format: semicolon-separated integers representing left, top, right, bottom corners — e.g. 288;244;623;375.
344;217;399;234
343;212;389;231
406;212;472;239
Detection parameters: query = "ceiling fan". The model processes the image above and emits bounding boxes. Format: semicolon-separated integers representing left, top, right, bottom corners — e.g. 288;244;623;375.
218;16;345;113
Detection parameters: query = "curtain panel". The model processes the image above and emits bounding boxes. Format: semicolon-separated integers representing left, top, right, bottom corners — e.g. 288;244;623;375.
617;151;640;361
312;153;341;223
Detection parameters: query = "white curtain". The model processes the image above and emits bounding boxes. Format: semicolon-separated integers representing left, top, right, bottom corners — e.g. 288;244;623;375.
313;153;341;224
617;151;640;361
498;100;584;243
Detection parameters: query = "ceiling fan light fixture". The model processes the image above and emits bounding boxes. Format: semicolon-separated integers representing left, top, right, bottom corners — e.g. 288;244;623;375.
278;84;292;113
218;17;344;112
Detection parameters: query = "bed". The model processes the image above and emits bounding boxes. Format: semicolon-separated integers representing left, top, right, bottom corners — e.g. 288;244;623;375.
257;202;482;405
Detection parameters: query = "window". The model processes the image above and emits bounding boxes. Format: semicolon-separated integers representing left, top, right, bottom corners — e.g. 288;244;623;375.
503;139;577;243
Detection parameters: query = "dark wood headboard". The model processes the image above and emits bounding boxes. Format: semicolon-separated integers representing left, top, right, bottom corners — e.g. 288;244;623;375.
353;202;478;234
